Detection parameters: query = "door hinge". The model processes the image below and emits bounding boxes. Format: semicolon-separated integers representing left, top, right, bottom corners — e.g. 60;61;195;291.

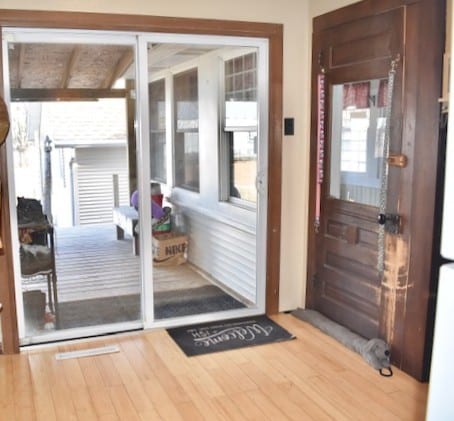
387;153;408;168
312;274;321;289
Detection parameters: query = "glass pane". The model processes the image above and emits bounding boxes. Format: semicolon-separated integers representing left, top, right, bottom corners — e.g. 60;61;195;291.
329;79;387;207
146;42;261;321
224;51;258;204
149;79;166;183
230;131;257;202
174;131;199;191
150;132;166;183
174;68;199;191
8;41;141;341
225;52;257;102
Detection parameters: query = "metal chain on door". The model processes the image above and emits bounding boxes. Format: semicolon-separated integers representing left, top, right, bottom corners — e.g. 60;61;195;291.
377;54;400;274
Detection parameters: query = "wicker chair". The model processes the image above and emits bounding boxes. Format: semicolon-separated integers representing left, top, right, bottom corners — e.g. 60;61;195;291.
17;198;58;325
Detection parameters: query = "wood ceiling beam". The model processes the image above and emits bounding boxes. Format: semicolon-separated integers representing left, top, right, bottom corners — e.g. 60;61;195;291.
17;44;25;89
102;49;134;89
60;45;81;89
10;88;127;102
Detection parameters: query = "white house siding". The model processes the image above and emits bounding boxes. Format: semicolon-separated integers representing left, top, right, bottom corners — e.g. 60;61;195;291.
184;207;257;303
74;146;130;225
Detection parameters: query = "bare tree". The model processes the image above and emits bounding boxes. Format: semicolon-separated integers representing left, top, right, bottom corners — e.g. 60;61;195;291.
11;104;32;167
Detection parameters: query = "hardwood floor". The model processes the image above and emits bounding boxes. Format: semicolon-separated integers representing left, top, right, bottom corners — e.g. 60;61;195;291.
0;314;428;420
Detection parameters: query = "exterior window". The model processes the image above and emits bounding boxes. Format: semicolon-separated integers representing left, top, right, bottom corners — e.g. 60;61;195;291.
228;131;257;201
329;79;387;207
149;79;166;183
223;52;257;204
173;68;199;192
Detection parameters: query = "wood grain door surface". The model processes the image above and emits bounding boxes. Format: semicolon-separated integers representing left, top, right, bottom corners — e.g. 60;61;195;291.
310;7;404;340
308;0;445;381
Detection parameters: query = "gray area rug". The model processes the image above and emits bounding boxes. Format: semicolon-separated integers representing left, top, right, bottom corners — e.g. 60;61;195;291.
56;285;245;329
154;285;246;319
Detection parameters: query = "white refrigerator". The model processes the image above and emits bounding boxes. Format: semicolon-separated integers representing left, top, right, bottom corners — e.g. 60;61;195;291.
425;73;454;420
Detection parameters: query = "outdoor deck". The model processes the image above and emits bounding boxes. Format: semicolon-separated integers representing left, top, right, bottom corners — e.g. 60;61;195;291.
23;223;209;303
20;223;249;334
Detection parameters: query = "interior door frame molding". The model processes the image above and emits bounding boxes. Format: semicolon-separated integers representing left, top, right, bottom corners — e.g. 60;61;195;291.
306;0;445;381
0;9;283;353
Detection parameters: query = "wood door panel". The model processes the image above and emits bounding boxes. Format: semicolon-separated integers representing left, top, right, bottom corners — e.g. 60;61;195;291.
327;60;391;85
317;291;379;339
357;227;378;250
309;5;404;340
322;236;378;272
308;0;445;380
323;247;379;285
326;220;359;244
331;33;393;68
325;201;379;250
317;197;381;337
328;198;378;220
325;214;378;249
321;265;380;308
324;8;403;69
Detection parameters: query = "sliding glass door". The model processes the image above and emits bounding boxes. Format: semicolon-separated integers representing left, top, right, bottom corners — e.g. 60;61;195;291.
2;28;269;344
139;34;268;325
3;30;142;343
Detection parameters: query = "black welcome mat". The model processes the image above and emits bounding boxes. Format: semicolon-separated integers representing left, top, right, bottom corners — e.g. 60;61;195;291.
167;315;295;356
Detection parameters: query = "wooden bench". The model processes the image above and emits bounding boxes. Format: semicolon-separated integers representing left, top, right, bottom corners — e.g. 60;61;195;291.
112;206;139;255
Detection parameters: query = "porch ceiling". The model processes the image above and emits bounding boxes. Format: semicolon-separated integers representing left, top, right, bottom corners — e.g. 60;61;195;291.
7;42;218;102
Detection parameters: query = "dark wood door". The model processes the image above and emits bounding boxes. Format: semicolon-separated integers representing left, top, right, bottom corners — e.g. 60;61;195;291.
308;7;405;339
308;0;445;381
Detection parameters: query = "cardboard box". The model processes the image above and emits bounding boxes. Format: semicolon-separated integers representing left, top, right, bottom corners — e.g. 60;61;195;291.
152;233;188;264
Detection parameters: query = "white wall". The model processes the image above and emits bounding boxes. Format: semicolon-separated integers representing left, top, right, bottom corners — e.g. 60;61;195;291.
1;0;360;311
310;0;361;18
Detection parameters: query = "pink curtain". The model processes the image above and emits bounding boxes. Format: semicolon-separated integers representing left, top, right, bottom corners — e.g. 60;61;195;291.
343;80;389;109
343;82;370;108
377;79;388;108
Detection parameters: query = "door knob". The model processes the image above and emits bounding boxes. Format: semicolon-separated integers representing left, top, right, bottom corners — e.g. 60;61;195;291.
378;213;387;225
377;213;401;234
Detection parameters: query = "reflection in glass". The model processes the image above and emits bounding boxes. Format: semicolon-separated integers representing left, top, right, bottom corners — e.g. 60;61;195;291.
8;41;141;340
329;79;388;207
173;68;199;191
149;79;166;183
229;131;257;201
147;43;259;321
224;52;258;203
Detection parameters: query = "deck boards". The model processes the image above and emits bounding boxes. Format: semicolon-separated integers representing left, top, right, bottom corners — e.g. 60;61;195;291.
22;223;210;303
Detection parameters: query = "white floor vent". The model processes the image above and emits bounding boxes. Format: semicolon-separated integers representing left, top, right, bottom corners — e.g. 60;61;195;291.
55;344;120;360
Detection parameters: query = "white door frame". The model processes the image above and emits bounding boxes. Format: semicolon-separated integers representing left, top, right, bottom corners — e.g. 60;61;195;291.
2;27;269;343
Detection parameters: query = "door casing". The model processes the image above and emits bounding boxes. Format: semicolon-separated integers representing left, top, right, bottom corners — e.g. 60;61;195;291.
0;9;283;353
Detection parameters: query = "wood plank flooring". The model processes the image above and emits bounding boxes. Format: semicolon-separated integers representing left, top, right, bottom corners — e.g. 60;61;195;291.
0;314;428;420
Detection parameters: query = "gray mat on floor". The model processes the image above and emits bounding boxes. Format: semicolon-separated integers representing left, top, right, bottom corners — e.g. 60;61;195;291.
56;285;245;329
